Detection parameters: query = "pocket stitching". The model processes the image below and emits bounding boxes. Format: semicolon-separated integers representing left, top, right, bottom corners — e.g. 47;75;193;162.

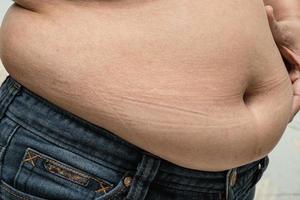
24;148;114;187
5;116;125;174
107;183;128;200
44;159;91;187
15;148;116;196
13;148;41;188
2;182;30;200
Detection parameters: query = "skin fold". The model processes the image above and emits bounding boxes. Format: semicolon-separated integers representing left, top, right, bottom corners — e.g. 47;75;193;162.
0;0;295;171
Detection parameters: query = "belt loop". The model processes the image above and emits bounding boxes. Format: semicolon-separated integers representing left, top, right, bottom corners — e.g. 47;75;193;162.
0;76;22;120
254;156;269;185
260;156;269;172
125;153;161;200
257;156;269;174
226;168;237;200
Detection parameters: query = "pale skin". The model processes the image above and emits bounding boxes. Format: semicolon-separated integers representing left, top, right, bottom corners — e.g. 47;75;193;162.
0;0;298;171
263;0;300;121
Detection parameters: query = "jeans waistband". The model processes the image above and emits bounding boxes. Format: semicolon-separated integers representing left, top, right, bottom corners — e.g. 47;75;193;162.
0;76;268;193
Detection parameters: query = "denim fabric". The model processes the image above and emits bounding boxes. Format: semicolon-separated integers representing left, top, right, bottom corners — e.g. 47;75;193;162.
0;76;269;200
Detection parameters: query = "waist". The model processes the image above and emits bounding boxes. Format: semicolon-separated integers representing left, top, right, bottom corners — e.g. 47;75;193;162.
0;0;293;170
0;76;269;194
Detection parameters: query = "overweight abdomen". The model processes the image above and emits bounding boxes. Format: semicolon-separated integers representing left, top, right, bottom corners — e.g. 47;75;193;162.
0;0;293;170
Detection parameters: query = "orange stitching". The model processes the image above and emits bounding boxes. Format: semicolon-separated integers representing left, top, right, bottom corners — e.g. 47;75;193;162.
107;176;131;200
1;184;30;200
23;151;40;167
45;158;114;193
22;149;115;196
40;152;114;191
95;184;112;193
90;177;113;193
45;160;90;181
44;160;90;186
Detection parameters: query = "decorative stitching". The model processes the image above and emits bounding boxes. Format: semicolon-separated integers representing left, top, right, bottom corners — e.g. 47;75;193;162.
1;184;30;200
108;182;128;200
45;160;89;178
132;156;148;200
95;182;112;194
90;177;113;194
44;160;90;187
21;148;115;194
23;151;40;167
6;115;125;174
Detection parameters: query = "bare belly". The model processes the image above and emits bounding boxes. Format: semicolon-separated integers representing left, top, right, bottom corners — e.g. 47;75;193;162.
0;0;293;171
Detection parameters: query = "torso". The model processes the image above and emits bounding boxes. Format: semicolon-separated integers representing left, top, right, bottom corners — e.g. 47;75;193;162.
0;0;293;170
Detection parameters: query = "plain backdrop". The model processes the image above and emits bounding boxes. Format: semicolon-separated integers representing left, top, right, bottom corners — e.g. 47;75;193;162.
0;1;11;81
0;1;11;21
0;1;299;199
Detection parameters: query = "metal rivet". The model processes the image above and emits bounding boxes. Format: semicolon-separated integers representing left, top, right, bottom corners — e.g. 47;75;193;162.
229;170;237;187
123;176;132;187
258;163;262;170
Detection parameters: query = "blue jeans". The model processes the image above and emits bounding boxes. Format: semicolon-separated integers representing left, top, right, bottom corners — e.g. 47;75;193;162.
0;76;268;200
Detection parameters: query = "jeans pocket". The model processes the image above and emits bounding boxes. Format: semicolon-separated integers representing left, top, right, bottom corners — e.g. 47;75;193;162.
11;147;131;200
0;180;46;200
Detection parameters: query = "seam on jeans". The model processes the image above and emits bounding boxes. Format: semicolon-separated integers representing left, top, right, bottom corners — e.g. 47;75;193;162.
96;172;133;200
1;184;30;200
108;184;128;200
132;156;148;200
90;176;113;194
158;167;225;179
23;151;41;167
0;77;20;100
20;88;141;152
6;113;127;173
2;124;19;150
14;148;37;188
0;89;9;104
106;176;129;200
0;80;21;120
12;82;21;90
22;148;114;191
44;159;89;179
0;77;15;103
153;181;223;194
16;163;95;198
15;148;114;193
232;167;260;198
0;125;20;185
44;159;91;187
152;179;223;190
